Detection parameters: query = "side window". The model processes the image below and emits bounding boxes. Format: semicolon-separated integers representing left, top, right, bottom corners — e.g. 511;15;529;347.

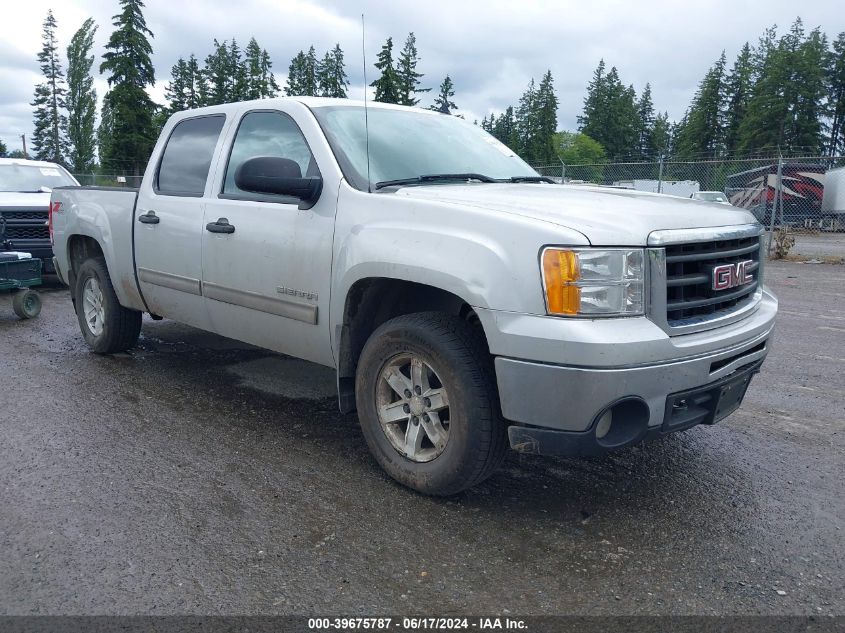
223;111;318;202
156;115;225;196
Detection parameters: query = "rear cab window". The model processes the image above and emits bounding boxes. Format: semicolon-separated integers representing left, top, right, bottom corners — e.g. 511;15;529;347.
156;115;226;196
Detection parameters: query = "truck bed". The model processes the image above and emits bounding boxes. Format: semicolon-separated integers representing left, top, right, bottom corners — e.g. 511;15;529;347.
50;186;146;311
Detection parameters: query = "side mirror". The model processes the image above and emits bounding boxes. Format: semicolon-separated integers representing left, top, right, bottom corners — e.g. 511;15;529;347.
234;156;322;209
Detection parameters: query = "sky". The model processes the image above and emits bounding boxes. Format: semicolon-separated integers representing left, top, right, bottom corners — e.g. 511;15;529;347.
1;0;844;157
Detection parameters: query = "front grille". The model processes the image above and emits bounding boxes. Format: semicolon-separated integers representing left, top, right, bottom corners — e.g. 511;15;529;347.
4;225;49;240
665;236;761;325
1;211;47;220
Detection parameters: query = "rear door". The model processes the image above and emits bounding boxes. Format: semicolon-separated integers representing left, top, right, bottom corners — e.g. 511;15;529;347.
200;107;336;366
134;114;227;328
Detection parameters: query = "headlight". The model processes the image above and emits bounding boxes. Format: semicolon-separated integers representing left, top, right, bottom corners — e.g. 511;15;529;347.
541;248;645;316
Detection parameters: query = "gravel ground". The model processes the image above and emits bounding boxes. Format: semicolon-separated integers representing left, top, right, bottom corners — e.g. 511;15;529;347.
0;260;842;616
791;232;845;259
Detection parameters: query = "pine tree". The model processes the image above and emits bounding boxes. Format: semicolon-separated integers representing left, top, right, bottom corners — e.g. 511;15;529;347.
397;33;429;106
99;0;156;175
31;10;68;165
722;43;754;153
65;17;98;173
675;52;727;158
285;50;307;96
650;111;671;156
303;46;318;96
636;83;655;159
577;60;607;146
828;32;845;155
165;58;189;111
533;70;559;164
196;54;211;107
515;79;539;160
737;33;789;152
485;108;519;150
228;39;248;101
317;44;349;98
184;54;203;108
166;54;204;111
244;38;279;100
244;38;262;99
577;61;639;159
0;139;7;155
791;26;828;152
430;75;457;114
738;19;828;154
371;37;400;104
259;49;280;97
97;97;114;166
204;40;232;105
285;47;317;96
751;25;779;82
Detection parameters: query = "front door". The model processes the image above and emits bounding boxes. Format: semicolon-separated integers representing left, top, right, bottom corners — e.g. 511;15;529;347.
201;108;336;366
134;114;227;330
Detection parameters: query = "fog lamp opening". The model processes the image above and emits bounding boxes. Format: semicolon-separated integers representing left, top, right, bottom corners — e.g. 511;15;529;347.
593;398;650;449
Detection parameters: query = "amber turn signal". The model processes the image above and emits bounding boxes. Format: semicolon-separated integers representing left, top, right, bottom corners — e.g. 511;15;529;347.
542;249;581;314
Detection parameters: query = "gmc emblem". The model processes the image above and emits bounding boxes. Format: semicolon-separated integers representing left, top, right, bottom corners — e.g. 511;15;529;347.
712;260;754;291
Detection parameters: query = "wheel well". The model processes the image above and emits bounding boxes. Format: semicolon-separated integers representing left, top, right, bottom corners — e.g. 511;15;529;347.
66;235;104;293
337;278;488;413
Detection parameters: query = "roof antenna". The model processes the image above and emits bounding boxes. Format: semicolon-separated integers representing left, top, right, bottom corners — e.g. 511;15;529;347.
362;13;372;193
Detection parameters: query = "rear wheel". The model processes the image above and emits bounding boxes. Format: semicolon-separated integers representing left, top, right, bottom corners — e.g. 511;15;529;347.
355;312;506;495
73;256;142;353
12;289;41;319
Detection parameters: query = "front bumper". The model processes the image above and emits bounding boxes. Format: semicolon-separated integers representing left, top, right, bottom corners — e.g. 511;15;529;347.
477;288;777;455
507;358;763;457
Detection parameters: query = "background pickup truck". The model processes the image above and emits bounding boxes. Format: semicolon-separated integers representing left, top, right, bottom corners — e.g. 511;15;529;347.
51;98;777;495
0;157;79;273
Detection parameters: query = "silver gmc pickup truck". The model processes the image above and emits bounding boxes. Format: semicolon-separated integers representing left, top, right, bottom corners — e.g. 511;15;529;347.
50;98;777;495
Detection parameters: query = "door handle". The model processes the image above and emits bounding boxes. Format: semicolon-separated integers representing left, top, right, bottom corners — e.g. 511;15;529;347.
138;210;160;224
206;217;235;234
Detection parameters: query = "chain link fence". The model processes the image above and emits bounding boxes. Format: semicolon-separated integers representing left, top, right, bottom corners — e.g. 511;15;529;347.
71;173;144;188
532;156;845;234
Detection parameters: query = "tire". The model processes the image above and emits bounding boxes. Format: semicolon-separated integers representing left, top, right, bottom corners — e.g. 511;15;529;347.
355;312;507;495
12;289;41;319
73;256;142;354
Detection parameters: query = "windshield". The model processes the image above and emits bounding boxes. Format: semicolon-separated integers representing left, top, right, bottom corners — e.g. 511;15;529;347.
311;106;538;191
695;192;729;203
0;163;77;192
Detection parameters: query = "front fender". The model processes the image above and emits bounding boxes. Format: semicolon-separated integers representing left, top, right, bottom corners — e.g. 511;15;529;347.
329;185;590;336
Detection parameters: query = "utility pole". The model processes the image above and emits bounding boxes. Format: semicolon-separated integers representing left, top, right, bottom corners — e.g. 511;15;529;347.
20;134;27;159
657;154;665;193
767;154;783;256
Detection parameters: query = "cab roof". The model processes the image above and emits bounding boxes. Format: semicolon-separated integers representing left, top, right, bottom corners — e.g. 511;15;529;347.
0;157;67;168
168;96;438;120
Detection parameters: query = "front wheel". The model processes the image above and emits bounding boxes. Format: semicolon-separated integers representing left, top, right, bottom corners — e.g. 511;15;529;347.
355;312;507;495
73;256;142;354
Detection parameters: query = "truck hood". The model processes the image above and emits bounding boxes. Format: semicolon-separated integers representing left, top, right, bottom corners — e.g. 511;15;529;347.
393;183;759;245
0;191;51;209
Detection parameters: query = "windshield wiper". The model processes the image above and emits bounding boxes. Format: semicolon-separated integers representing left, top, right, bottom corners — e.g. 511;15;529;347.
374;173;499;190
508;176;556;184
